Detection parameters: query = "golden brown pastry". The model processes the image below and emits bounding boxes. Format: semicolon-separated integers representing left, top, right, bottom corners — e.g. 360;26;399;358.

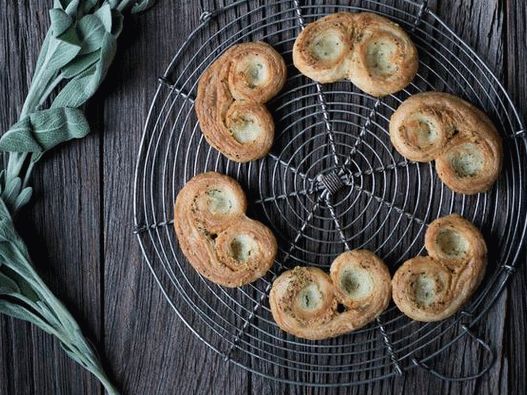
174;172;277;287
293;12;418;97
269;250;391;340
390;92;503;194
392;214;487;322
195;42;287;162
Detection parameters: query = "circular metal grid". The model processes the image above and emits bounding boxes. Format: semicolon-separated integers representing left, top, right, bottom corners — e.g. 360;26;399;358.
133;0;526;386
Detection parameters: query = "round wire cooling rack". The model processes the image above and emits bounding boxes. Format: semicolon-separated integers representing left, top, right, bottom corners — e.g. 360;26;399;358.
133;0;526;386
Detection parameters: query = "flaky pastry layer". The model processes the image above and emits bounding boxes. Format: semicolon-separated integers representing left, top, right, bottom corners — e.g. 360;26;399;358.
293;12;418;97
195;42;287;162
390;92;503;194
174;172;277;287
270;250;391;340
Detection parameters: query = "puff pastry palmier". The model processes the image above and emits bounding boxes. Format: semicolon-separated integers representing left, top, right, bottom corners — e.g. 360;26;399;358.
195;42;287;162
293;12;418;97
392;214;487;322
270;250;391;340
174;172;277;287
390;92;502;194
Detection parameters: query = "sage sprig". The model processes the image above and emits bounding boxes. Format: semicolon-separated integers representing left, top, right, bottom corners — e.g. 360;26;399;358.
0;200;116;393
0;1;155;393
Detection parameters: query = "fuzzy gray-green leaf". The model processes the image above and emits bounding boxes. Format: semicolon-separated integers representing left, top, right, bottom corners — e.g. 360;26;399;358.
0;119;40;152
46;27;82;72
33;32;52;79
0;200;19;243
52;33;116;108
0;265;40;303
94;2;113;32
0;271;21;295
0;300;57;336
77;14;106;55
2;177;22;206
0;107;90;154
65;0;80;15
49;9;73;37
81;0;99;14
14;187;33;212
61;50;101;79
54;0;82;16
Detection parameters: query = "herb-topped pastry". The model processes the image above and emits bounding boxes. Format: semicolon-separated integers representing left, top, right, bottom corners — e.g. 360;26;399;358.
293;12;418;97
195;42;287;162
174;172;277;287
392;214;487;321
389;92;503;194
269;250;391;340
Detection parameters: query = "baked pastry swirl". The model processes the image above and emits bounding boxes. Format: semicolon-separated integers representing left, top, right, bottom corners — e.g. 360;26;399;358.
269;250;391;340
195;42;287;162
174;172;277;287
292;12;418;97
392;214;487;322
390;92;503;194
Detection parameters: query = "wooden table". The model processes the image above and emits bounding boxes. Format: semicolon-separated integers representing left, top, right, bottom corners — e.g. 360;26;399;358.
1;1;525;394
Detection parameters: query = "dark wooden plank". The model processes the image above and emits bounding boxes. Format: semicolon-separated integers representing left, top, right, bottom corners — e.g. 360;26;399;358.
0;1;102;395
504;1;527;395
101;1;249;394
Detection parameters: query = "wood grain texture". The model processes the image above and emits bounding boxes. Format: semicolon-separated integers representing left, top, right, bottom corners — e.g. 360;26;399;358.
0;0;525;394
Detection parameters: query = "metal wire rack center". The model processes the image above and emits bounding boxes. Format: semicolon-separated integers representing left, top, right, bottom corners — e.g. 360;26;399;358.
133;0;526;386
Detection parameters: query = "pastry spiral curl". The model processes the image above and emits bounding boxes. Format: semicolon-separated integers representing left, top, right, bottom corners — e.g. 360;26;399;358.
195;42;287;162
174;172;277;287
269;250;391;340
390;92;503;194
392;214;487;322
293;12;418;97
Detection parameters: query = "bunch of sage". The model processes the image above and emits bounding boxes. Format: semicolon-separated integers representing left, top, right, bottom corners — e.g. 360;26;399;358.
0;1;155;393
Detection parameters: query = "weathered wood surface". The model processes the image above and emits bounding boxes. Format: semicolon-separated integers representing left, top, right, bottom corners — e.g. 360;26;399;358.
0;0;525;394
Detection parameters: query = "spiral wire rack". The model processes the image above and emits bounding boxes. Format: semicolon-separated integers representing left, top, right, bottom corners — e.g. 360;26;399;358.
133;0;526;385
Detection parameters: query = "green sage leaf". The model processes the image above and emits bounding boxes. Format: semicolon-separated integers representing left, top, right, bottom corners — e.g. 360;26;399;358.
27;26;80;108
0;200;20;243
81;0;99;14
52;65;98;109
0;242;34;281
0;107;90;154
14;187;33;212
0;271;20;295
54;0;81;16
33;33;52;80
77;14;107;55
52;33;117;108
94;2;113;32
36;300;65;328
61;50;101;79
44;26;82;73
53;0;69;11
0;118;39;152
0;265;40;303
2;177;22;206
61;343;90;368
0;300;57;336
49;9;73;37
0;300;39;322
